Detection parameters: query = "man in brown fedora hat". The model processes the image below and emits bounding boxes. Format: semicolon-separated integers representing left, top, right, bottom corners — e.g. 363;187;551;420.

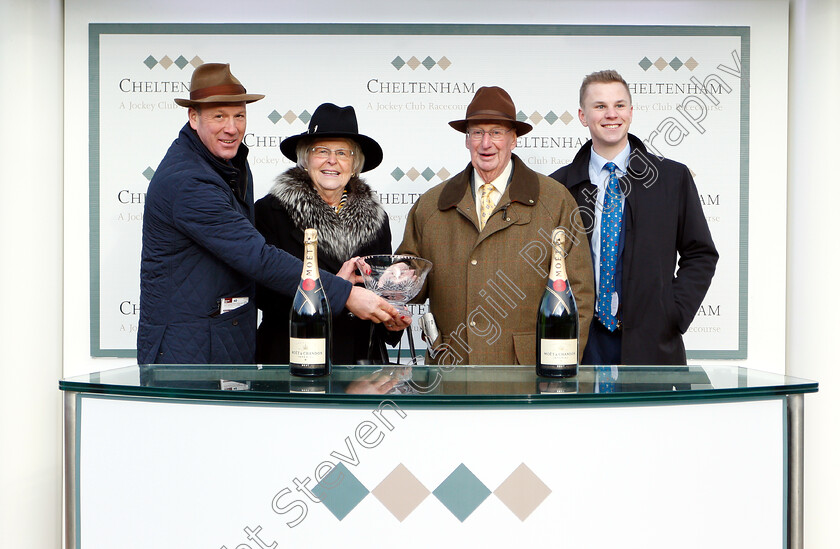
139;63;399;365
397;86;594;366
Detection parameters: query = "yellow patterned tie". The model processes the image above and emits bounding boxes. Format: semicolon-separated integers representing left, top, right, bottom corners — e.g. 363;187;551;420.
479;182;496;230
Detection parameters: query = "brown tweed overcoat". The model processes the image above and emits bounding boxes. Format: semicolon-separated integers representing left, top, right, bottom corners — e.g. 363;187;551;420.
397;154;595;366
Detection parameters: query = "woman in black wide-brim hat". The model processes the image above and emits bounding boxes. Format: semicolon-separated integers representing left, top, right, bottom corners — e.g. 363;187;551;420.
254;103;403;365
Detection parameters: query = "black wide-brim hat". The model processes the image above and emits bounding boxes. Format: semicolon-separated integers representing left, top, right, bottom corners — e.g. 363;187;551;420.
280;103;383;172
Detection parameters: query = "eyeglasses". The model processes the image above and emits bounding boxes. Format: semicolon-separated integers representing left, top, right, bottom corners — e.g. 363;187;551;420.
467;128;513;141
310;146;354;160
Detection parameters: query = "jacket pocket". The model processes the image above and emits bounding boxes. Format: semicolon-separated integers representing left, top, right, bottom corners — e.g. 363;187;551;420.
210;302;257;363
512;332;536;366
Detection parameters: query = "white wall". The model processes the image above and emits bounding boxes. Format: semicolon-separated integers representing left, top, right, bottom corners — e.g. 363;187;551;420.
788;0;840;546
0;1;64;548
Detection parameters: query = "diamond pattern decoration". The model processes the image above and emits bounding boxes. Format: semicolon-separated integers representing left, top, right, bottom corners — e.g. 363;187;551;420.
282;110;297;124
528;110;544;125
406;56;422;70
422;56;436;70
391;167;452;182
669;57;683;71
421;167;435;181
299;110;312;124
494;463;551;521
392;56;452;70
433;464;491;522
142;54;202;69
516;110;528;123
653;57;669;70
638;56;653;71
544;111;559;125
391;56;406;70
438;56;452;70
391;167;406;181
559;111;574;125
372;464;430;522
142;167;155;181
311;462;369;521
684;57;699;71
267;110;282;124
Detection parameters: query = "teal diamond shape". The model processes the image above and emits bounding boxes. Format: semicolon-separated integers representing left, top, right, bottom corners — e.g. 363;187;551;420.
421;167;435;181
299;110;312;124
312;462;369;521
638;56;653;71
391;167;405;180
433;464;491;522
422;56;436;70
392;56;406;70
142;167;155;181
669;57;683;71
516;110;528;123
174;55;189;69
544;111;559;125
267;110;282;124
143;55;158;69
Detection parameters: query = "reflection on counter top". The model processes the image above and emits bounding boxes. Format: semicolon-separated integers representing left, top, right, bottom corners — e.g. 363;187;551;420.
60;364;817;405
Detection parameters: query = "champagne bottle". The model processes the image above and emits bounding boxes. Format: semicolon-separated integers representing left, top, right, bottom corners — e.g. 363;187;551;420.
289;228;332;377
536;228;579;378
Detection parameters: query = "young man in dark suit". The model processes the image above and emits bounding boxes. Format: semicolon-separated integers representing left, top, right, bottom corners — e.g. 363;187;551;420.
550;70;718;365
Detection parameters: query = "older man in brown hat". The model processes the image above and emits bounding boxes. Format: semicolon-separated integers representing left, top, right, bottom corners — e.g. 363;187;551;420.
139;63;398;365
397;86;594;366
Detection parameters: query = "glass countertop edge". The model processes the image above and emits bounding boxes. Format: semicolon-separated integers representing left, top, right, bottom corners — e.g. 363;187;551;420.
58;380;818;406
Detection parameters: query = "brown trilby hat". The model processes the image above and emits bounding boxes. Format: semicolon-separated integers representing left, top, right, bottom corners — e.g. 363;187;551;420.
449;86;532;136
174;63;264;107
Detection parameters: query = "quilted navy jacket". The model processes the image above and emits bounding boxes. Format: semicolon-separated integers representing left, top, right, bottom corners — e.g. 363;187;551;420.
137;123;352;364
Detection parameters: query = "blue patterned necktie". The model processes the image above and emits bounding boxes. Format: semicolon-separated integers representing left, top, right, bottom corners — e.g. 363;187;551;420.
598;162;622;332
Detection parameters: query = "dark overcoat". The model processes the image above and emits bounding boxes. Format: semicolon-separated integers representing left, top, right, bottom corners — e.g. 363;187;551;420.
254;168;399;365
137;124;351;364
550;134;718;365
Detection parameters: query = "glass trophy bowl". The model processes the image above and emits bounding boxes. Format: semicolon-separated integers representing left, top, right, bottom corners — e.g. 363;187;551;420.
357;254;433;316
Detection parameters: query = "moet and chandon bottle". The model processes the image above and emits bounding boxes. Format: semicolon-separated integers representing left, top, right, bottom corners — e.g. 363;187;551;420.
289;228;332;377
536;228;579;378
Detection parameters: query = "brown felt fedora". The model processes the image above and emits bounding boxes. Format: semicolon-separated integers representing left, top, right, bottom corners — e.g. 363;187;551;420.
174;63;264;107
449;86;532;136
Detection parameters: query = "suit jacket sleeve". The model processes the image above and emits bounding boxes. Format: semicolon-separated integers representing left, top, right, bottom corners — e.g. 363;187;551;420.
395;199;429;303
172;175;352;313
559;197;596;361
672;166;718;333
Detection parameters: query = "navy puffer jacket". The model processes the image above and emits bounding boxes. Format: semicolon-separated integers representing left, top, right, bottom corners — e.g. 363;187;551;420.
137;123;351;364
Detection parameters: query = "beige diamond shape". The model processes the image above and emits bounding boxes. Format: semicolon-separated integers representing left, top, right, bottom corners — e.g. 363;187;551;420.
372;464;430;522
437;56;452;70
436;167;451;180
190;55;204;68
529;111;544;125
282;110;298;124
494;463;551;521
158;55;173;69
654;57;668;71
406;56;421;70
684;57;699;71
560;111;574;125
406;168;421;181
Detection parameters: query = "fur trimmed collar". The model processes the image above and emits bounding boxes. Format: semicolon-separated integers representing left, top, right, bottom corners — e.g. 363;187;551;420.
268;167;387;262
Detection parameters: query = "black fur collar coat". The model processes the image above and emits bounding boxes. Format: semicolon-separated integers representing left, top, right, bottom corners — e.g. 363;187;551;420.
253;167;397;364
